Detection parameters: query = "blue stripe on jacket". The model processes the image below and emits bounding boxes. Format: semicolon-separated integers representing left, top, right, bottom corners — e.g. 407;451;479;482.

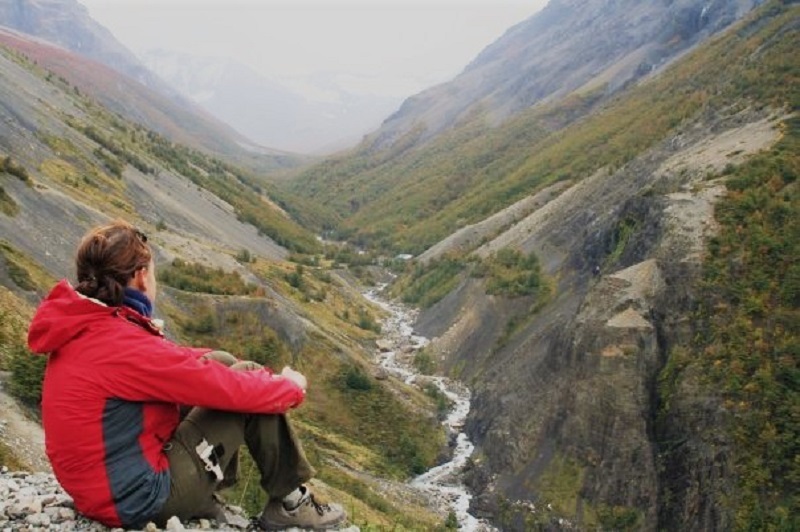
102;399;170;527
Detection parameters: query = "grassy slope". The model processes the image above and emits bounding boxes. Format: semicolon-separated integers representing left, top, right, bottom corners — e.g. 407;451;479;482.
285;2;798;256
287;1;799;526
0;45;447;528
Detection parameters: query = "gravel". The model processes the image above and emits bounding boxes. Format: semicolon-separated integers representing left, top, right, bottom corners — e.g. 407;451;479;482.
0;467;359;532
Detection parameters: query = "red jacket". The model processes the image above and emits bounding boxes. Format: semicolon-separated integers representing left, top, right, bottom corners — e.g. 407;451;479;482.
27;280;305;527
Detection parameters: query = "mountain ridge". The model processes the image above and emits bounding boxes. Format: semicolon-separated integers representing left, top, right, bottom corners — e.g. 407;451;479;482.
0;0;309;173
368;0;762;150
0;0;797;529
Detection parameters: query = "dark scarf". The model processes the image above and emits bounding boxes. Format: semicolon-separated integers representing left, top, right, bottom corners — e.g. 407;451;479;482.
123;287;153;318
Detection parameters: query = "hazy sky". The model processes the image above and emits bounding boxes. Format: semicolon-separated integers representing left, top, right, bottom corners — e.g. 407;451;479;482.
80;1;549;99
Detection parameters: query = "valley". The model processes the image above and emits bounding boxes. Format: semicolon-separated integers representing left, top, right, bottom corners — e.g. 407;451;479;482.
0;0;798;530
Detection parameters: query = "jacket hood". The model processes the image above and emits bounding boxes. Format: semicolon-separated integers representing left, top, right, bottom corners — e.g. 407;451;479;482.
28;279;118;354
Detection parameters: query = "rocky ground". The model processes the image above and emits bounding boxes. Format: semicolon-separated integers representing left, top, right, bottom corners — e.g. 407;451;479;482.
0;467;360;532
0;374;358;531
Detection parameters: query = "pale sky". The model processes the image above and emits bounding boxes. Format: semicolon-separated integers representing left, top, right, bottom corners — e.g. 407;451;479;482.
80;0;549;99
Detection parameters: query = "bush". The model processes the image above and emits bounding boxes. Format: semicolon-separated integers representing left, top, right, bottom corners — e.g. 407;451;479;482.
8;344;45;410
396;254;467;308
236;248;252;263
342;365;373;391
0;186;18;216
2;156;30;183
482;248;546;298
413;351;435;374
159;259;257;295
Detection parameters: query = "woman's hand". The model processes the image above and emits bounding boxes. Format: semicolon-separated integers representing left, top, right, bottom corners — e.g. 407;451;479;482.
281;366;307;391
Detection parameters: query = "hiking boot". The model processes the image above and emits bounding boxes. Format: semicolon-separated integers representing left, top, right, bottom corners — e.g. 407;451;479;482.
259;489;346;530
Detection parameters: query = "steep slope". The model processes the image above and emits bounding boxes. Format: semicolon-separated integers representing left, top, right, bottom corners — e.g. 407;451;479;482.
0;38;448;529
0;0;154;87
372;0;761;148
284;0;763;249
399;3;797;529
0;1;307;172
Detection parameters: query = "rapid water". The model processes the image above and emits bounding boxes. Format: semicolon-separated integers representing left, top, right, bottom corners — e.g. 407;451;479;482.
363;286;496;531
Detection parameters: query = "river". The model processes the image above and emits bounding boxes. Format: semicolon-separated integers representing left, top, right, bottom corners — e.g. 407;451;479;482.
363;287;496;532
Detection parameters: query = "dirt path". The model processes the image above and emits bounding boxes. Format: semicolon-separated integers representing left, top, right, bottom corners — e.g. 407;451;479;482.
0;371;50;472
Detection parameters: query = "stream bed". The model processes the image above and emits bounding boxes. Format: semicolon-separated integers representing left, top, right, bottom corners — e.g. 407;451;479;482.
364;287;495;531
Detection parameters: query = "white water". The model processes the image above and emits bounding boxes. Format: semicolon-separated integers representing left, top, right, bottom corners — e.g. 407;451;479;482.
363;286;496;531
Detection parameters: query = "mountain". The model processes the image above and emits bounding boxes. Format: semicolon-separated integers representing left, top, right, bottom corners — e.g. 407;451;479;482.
1;0;798;529
0;0;307;172
0;21;449;529
369;0;763;150
284;0;765;252
281;0;798;529
0;0;158;89
142;50;402;154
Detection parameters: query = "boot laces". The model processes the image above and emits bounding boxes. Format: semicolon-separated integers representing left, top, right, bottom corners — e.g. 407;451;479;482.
306;493;332;516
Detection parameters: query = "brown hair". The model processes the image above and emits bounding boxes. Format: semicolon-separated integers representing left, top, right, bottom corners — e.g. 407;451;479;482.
74;219;152;306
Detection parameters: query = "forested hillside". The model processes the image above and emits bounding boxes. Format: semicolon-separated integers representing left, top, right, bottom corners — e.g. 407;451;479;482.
284;1;798;529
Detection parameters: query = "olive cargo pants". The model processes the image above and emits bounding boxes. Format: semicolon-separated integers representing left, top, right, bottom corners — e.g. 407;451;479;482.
154;352;315;524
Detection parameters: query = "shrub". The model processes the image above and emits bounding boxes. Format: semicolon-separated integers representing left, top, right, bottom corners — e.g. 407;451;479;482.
159;259;257;295
396;254;467;308
413;350;435;374
482;248;547;298
342;365;373;391
236;248;252;263
0;186;18;216
2;156;31;183
8;344;45;410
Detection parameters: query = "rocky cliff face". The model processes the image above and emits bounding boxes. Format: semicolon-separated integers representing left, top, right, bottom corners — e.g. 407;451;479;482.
415;111;784;528
368;0;761;150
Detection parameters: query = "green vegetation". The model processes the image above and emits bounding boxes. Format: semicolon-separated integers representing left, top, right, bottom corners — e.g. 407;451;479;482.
333;362;441;477
536;453;586;517
0;248;52;414
392;254;468;308
2;156;31;183
0;155;32;215
134;127;319;254
684;115;799;528
82;125;154;175
159;259;259;296
341;364;373;391
0;185;18;216
596;504;642;530
8;342;46;409
604;217;639;268
477;248;548;299
413;350;436;374
423;381;452;420
391;248;548;312
0;241;55;294
285;2;800;257
1;245;36;292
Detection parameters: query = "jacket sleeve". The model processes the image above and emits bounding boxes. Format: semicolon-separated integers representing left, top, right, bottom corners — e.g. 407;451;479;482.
90;325;304;414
